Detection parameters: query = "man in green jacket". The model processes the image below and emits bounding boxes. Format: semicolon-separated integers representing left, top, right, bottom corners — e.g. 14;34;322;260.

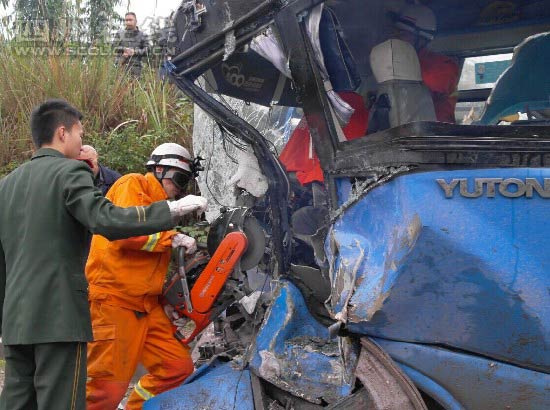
0;99;207;410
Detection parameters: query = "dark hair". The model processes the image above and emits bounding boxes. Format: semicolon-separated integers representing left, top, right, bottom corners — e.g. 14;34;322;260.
125;12;137;19
30;99;83;148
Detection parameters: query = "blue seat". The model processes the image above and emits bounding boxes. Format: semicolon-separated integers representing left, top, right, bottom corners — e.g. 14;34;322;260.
478;32;550;125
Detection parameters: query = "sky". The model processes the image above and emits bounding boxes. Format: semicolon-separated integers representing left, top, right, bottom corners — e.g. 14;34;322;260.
117;0;182;23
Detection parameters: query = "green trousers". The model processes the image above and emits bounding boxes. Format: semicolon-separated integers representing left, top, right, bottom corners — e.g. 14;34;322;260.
0;342;86;410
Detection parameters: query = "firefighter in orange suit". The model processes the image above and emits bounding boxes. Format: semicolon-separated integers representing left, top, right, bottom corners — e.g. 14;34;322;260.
394;3;460;123
86;143;206;410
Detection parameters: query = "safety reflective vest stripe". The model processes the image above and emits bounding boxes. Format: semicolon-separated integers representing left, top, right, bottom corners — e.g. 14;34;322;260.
141;233;161;252
134;380;155;400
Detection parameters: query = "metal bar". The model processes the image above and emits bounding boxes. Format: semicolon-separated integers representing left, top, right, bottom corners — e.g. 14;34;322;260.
178;246;194;313
175;21;274;77
171;0;280;66
275;4;339;169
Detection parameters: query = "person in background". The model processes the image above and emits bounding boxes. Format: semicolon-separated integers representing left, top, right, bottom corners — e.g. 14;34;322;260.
279;4;459;187
393;3;460;123
78;145;121;196
0;99;207;410
114;12;150;77
279;91;368;186
85;143;201;410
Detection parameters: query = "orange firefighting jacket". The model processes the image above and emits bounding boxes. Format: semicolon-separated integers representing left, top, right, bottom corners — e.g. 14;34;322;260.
418;48;460;124
85;172;176;312
279;91;368;185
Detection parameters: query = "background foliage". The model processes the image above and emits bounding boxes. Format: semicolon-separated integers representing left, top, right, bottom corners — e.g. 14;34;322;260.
2;0;126;42
0;1;193;177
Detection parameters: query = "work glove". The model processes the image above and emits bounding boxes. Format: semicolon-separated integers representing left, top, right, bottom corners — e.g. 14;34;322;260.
163;304;194;335
168;195;208;218
172;233;197;254
228;148;268;197
163;304;183;326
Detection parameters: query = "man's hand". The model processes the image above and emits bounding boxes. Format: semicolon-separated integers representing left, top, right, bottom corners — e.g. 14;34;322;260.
172;233;197;254
168;195;208;218
162;305;194;335
123;47;135;57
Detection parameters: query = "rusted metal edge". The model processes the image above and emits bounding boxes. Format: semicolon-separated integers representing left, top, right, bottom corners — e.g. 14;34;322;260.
355;337;428;410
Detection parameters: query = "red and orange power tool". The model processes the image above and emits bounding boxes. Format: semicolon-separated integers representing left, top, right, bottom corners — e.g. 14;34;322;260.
162;208;266;344
163;231;248;344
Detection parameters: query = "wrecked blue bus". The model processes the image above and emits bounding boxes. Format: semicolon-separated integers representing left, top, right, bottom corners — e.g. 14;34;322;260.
147;0;550;409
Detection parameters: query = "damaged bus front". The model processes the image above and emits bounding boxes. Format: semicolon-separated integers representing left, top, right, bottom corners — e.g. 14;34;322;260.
146;1;550;409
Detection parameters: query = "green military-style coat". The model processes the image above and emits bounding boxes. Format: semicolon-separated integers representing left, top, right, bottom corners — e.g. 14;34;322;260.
0;148;174;345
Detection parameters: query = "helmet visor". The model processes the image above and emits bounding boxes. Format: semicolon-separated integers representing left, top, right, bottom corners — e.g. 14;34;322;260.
164;168;191;190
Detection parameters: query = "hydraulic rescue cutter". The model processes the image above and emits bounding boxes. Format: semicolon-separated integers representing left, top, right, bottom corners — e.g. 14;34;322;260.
162;207;266;344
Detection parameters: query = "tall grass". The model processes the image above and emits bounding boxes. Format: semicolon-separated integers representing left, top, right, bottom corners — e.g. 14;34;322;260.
0;42;193;176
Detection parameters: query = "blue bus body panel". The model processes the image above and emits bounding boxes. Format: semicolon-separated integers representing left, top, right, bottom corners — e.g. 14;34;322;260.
143;359;254;410
249;280;357;404
374;338;550;410
145;280;356;409
330;168;550;372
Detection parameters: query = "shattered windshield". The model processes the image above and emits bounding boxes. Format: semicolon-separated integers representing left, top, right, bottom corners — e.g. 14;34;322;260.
193;96;300;220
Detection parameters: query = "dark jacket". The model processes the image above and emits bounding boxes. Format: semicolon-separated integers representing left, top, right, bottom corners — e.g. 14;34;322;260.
96;164;122;196
113;28;150;70
0;148;173;345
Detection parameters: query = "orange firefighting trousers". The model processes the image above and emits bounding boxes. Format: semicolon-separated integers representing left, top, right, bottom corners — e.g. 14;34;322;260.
86;300;193;410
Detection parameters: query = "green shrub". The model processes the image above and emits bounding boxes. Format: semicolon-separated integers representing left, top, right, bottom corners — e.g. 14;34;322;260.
0;42;193;177
87;123;189;175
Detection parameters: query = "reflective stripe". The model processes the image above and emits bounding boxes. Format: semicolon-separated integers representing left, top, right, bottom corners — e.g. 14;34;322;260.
134;380;155;400
70;343;83;410
135;206;147;222
141;233;160;252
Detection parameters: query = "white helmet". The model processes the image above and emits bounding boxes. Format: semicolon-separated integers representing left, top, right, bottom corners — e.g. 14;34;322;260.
147;142;192;173
395;4;436;41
